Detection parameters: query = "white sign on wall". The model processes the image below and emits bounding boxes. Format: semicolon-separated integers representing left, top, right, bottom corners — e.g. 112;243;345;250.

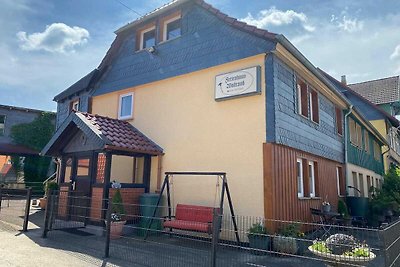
215;66;261;101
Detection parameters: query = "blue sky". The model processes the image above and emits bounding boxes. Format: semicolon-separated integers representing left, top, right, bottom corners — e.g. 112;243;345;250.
1;0;400;111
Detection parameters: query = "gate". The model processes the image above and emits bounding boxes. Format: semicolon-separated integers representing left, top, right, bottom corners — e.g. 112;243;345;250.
0;188;32;232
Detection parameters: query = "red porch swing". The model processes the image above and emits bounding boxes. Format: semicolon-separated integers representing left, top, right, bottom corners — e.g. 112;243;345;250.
144;172;240;243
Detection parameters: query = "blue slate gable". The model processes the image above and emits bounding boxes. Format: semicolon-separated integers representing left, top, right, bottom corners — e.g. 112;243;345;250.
93;4;276;96
267;55;344;163
56;92;90;129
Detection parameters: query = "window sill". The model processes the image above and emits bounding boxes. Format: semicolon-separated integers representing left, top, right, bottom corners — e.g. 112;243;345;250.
118;116;133;121
298;197;321;200
158;35;181;45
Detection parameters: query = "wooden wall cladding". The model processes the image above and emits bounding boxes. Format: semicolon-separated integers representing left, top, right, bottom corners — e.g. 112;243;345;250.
263;143;343;223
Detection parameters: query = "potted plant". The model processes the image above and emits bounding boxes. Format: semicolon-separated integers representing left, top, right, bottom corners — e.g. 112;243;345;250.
272;223;303;255
309;234;376;266
322;196;331;213
39;181;59;209
109;181;126;239
337;199;352;226
247;222;270;255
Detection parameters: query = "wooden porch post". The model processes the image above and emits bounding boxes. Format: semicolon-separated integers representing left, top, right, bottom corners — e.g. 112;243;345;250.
143;155;151;193
59;157;67;184
102;152;112;220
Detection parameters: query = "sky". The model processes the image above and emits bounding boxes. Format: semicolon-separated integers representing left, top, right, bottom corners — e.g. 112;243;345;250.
1;0;400;111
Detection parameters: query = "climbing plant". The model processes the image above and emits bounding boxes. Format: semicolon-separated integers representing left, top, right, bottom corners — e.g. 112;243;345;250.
10;112;55;184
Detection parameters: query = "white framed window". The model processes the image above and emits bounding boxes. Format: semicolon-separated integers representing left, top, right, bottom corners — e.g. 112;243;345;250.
0;115;5;136
163;15;181;41
71;99;79;111
118;92;134;120
140;26;156;50
308;161;316;197
296;159;304;197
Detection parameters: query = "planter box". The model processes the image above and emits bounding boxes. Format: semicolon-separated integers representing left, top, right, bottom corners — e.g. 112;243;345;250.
248;234;271;255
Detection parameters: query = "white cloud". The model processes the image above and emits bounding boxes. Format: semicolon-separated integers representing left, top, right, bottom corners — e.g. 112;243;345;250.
390;44;400;60
331;14;364;33
17;23;89;53
241;7;315;32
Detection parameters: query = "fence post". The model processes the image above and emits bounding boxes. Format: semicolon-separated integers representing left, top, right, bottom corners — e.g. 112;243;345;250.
42;189;53;238
22;188;32;232
210;209;221;267
104;198;112;258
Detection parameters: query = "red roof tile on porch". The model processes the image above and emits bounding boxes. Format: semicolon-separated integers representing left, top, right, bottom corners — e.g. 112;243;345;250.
77;112;163;155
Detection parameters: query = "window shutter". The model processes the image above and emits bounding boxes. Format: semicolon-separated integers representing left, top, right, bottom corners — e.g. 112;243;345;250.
336;107;343;135
311;90;319;123
300;83;308;117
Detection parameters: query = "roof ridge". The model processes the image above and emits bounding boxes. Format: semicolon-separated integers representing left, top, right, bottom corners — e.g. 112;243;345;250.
348;75;399;86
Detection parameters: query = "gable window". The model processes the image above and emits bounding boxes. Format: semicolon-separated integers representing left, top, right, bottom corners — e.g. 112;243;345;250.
335;107;343;136
71;99;79;111
119;93;134;120
296;159;304;197
309;89;319;123
373;141;381;161
139;26;156;50
296;78;308;117
163;15;181;41
349;118;357;145
308;161;316;197
356;124;362;147
0;115;5;136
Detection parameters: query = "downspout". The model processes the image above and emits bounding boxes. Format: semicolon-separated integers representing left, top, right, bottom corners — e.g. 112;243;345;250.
344;105;353;195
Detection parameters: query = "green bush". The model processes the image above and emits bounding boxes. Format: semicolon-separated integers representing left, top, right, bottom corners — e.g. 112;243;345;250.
248;223;268;235
111;189;125;215
338;199;350;218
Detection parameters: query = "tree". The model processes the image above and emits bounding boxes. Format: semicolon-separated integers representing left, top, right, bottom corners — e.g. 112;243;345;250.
10;112;55;184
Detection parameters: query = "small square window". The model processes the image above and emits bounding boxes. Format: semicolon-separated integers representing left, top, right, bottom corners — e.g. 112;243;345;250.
141;27;156;50
119;93;134;120
164;17;181;41
0;115;5;136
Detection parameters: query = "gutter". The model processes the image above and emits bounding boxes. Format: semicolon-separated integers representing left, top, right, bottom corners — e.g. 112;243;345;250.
344;106;353;196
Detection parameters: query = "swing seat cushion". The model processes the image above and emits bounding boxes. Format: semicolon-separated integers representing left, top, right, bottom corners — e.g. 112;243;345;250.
163;204;218;233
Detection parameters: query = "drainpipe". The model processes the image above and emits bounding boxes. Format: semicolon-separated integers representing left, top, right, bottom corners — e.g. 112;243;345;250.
344;105;353;195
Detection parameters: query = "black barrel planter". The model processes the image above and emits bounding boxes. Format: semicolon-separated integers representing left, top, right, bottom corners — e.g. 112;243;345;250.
346;196;369;217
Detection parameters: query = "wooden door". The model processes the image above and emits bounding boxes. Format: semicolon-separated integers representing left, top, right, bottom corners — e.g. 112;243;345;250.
70;157;91;222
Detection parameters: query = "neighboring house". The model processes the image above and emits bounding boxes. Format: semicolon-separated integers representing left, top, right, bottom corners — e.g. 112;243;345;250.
321;71;388;197
43;0;386;223
324;72;400;174
0;163;17;183
0;104;54;156
348;76;400;118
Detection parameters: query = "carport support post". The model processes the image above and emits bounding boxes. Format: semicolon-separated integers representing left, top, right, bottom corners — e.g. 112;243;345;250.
104;199;112;258
22;188;32;232
42;189;53;238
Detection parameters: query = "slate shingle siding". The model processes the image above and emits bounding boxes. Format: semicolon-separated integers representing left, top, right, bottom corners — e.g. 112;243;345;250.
93;4;276;96
56;92;90;129
271;57;344;163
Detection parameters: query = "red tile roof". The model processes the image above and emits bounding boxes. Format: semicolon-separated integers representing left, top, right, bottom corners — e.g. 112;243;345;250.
78;112;163;155
0;164;13;176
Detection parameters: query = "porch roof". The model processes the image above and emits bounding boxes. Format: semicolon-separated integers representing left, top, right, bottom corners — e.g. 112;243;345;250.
41;111;163;156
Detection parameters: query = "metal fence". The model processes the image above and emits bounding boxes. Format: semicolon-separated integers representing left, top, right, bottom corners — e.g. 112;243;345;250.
35;191;400;267
0;188;32;232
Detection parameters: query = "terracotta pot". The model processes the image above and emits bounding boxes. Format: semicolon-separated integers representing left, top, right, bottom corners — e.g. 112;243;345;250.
110;221;126;239
39;198;47;209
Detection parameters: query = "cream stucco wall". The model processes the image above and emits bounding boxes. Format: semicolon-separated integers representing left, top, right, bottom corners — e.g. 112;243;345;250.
370;119;390;172
92;54;267;216
346;163;382;197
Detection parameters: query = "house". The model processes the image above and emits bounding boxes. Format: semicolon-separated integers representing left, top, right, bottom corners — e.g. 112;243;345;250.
0;104;54;156
43;0;386;223
348;76;400;118
321;71;388;198
0;162;17;183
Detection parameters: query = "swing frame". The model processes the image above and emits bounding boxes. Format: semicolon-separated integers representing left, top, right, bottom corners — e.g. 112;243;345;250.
144;172;240;244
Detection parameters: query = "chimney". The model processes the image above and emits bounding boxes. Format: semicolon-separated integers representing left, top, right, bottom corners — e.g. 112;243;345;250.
341;75;347;85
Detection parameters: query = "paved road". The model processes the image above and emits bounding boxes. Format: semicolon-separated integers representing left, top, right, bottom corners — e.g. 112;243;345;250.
0;229;122;267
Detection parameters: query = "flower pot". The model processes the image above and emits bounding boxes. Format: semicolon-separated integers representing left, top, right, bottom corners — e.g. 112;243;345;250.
322;204;331;213
273;236;298;255
248;234;271;255
110;221;126;239
39;198;47;209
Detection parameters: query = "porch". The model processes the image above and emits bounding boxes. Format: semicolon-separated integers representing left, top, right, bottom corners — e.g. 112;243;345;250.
41;111;163;224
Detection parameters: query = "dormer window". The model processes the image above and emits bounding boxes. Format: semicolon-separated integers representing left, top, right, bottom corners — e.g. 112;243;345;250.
163;15;181;41
70;99;79;112
140;26;156;50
